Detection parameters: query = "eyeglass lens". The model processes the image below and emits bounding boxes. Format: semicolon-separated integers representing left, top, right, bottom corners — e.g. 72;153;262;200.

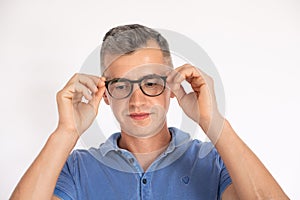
107;75;166;99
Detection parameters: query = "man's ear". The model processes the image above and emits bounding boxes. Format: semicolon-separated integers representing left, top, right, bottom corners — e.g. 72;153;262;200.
103;91;110;105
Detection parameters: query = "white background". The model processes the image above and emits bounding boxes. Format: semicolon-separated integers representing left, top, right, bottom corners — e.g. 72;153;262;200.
1;0;299;199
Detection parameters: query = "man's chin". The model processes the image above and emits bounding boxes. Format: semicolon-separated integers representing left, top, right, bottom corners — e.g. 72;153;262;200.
130;118;152;127
118;113;167;138
120;124;164;139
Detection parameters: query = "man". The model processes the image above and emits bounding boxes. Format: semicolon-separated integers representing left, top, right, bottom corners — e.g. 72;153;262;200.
11;24;289;199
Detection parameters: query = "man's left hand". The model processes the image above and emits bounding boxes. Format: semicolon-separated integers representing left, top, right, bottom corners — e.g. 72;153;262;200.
167;64;223;137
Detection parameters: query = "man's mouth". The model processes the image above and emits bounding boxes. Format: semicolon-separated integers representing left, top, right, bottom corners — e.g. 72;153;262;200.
129;112;150;120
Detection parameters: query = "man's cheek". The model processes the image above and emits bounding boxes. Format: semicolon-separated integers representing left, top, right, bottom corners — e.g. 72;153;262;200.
110;104;125;123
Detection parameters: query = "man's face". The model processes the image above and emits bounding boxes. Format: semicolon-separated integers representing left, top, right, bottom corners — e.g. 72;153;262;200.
103;48;173;138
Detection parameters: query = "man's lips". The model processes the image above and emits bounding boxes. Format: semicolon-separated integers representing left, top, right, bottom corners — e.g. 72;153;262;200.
128;112;150;120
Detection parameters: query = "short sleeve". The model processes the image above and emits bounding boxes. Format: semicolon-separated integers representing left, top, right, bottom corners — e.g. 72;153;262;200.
54;152;77;200
217;153;232;199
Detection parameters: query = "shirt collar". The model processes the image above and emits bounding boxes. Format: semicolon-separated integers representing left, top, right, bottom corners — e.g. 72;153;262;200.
99;127;191;156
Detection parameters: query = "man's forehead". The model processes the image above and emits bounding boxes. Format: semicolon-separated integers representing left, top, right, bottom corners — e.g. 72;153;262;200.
103;46;169;72
103;46;172;76
105;63;171;79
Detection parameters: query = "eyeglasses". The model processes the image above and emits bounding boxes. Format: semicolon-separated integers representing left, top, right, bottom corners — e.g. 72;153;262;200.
105;74;167;99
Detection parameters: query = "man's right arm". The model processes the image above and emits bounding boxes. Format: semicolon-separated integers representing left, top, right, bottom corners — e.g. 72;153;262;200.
10;128;79;200
10;74;106;200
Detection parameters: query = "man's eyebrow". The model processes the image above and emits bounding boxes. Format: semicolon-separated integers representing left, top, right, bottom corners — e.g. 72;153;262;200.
105;77;123;83
105;73;163;81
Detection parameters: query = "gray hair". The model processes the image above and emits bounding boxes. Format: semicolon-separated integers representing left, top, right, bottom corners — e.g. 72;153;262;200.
100;24;172;73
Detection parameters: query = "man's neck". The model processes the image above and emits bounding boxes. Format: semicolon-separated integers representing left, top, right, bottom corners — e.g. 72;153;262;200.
118;124;171;154
118;124;171;171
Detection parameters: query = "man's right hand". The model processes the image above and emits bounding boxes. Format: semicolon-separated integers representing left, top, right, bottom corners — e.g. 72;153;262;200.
56;73;106;137
10;73;106;200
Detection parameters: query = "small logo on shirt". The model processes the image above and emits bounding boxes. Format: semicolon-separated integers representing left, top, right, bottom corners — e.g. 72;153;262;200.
181;176;190;184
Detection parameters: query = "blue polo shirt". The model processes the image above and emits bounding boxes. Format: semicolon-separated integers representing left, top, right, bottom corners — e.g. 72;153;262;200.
54;127;232;200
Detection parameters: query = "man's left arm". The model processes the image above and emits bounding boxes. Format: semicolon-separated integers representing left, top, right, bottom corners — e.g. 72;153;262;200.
168;64;289;200
216;118;289;199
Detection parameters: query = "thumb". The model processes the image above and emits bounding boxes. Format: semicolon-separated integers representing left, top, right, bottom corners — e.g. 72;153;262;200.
89;78;106;113
93;86;106;108
172;85;187;106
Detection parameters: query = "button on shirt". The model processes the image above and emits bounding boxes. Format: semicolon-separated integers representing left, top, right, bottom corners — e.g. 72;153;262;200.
54;127;232;200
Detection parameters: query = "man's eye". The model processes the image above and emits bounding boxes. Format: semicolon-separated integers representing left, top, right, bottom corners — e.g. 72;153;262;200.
116;85;125;90
143;78;162;88
115;84;129;90
145;82;157;87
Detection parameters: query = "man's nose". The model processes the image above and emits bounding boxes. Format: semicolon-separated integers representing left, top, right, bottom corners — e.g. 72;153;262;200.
128;84;146;107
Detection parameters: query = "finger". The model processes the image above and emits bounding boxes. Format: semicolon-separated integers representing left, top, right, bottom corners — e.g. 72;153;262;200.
164;72;184;101
89;77;106;111
74;82;93;100
84;74;103;87
175;64;201;81
166;68;185;85
178;64;212;85
166;65;202;96
166;64;202;89
66;73;101;92
78;74;100;93
174;64;209;92
174;85;187;103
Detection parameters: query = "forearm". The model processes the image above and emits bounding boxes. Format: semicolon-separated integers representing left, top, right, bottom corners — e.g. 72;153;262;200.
212;119;289;199
10;128;79;200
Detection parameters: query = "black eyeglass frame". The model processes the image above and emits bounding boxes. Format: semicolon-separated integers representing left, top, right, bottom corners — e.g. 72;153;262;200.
105;74;167;99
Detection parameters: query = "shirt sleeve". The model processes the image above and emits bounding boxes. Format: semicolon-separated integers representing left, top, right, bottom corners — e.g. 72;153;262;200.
53;152;78;200
217;153;232;199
